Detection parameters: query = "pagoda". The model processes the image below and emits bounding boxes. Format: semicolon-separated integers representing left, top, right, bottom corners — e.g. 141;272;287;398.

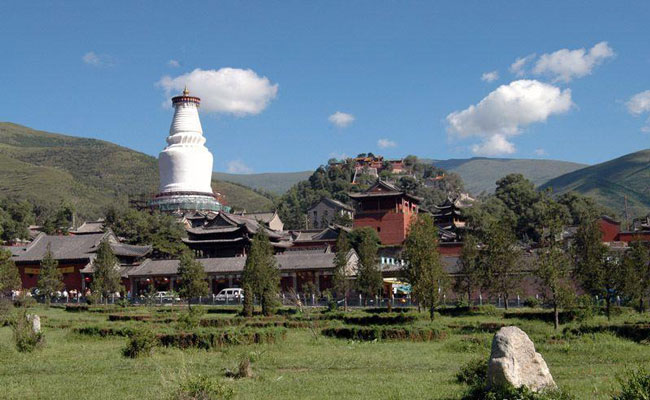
149;88;226;212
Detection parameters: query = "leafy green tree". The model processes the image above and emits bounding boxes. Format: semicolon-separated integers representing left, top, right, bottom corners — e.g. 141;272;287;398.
402;214;449;320
573;217;619;320
353;229;382;305
177;251;209;309
0;199;35;243
332;231;352;310
454;234;481;305
242;231;279;316
0;248;22;294
90;240;122;303
480;222;521;310
494;174;541;240
620;241;650;312
105;206;187;258
37;245;64;305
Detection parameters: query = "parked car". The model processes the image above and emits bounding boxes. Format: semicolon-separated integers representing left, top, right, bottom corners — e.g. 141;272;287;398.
155;291;180;302
214;288;244;301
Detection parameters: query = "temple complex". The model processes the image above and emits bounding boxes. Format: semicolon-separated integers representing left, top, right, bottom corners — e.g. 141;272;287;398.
149;88;226;213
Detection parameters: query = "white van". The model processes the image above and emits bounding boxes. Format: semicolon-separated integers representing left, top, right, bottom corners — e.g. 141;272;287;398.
215;288;244;301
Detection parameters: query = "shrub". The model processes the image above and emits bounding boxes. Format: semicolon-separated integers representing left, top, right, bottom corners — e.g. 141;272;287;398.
75;326;134;337
169;374;233;400
523;297;541;308
158;328;286;350
342;314;417;326
612;368;650;400
11;310;44;352
13;292;36;308
456;358;488;386
122;328;157;358
321;325;446;342
65;304;89;312
178;307;206;330
108;314;151;322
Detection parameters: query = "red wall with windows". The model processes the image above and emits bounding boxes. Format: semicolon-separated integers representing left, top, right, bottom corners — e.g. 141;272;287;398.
18;262;85;291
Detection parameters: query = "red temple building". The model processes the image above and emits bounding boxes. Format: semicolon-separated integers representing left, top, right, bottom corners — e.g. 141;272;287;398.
349;180;421;245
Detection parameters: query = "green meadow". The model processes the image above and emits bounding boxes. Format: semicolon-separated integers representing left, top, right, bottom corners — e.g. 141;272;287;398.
1;305;649;400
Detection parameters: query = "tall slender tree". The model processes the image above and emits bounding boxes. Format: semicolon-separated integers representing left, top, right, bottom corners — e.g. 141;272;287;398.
480;222;521;310
332;231;352;311
573;217;619;320
620;240;650;313
0;248;21;294
354;230;381;305
402;214;448;320
90;240;122;303
454;234;481;306
177;251;209;309
534;195;574;329
242;231;279;316
37;245;64;305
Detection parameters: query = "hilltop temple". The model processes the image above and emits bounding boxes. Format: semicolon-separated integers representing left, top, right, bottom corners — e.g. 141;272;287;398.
149;88;227;213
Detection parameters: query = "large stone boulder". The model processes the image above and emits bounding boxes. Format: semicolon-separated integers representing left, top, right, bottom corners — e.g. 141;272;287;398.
488;326;556;392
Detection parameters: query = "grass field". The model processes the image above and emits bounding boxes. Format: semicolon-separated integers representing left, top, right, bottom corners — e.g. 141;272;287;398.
1;305;649;400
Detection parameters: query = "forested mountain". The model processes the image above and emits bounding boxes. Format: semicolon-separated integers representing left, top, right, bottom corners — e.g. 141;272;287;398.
0;123;272;219
541;149;650;218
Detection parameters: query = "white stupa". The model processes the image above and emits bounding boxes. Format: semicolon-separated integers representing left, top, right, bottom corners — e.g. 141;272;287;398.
150;88;226;212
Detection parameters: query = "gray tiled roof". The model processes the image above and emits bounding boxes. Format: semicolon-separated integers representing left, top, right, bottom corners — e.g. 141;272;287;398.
70;220;105;234
9;232;151;263
11;232;107;262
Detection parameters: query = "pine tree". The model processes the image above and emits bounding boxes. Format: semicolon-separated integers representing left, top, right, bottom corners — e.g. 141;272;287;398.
242;231;279;317
480;222;521;310
37;245;64;305
454;234;481;305
332;231;352;310
90;240;122;303
0;248;21;294
177;251;209;309
355;230;381;305
402;214;448;320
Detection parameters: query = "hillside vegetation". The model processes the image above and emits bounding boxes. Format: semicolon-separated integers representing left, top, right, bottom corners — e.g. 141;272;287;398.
541;149;650;218
0;123;272;219
435;157;587;195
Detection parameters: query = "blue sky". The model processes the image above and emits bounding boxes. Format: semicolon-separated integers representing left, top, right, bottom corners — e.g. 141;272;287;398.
2;1;650;173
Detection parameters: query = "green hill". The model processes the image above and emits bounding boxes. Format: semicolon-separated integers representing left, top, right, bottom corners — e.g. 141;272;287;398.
0;122;273;218
434;157;587;195
540;149;650;218
213;171;313;194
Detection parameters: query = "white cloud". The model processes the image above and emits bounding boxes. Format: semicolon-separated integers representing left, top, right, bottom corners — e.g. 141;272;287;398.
471;135;515;156
82;51;113;67
446;79;572;155
533;41;614;82
627;90;650;115
226;159;254;174
168;59;180;68
534;148;547;156
377;139;397;149
481;70;499;83
328;111;355;128
626;90;650;133
157;68;278;116
509;54;536;76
